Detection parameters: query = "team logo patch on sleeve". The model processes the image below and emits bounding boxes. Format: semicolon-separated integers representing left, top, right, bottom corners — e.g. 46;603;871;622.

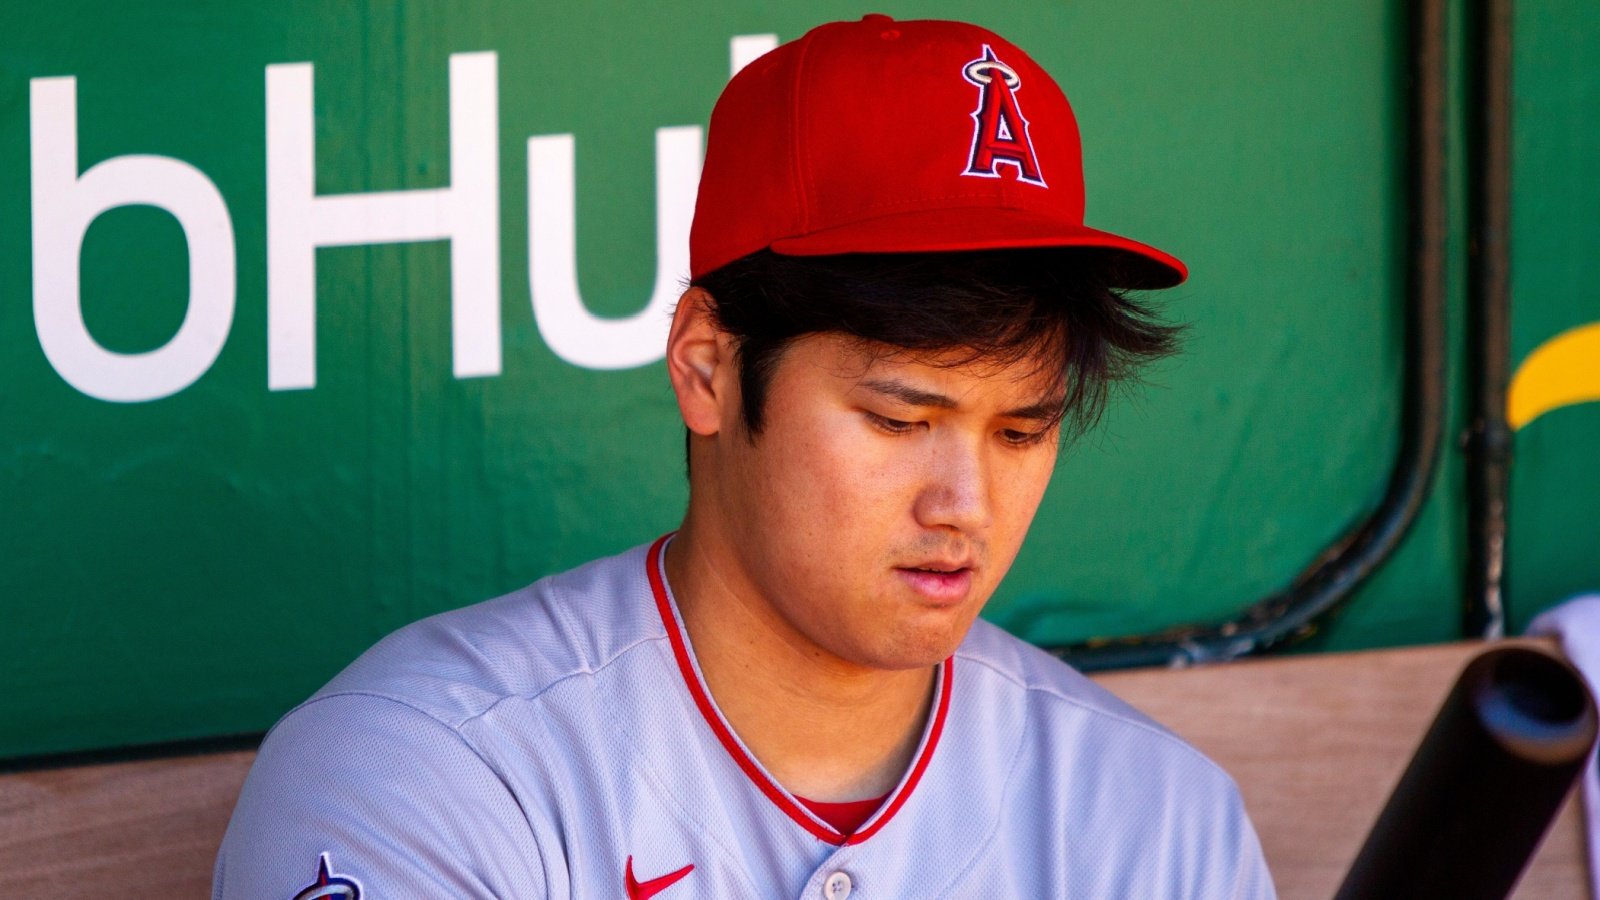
962;44;1047;187
291;853;363;900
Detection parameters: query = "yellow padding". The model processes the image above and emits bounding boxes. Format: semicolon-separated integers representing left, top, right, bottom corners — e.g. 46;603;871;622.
1509;321;1600;430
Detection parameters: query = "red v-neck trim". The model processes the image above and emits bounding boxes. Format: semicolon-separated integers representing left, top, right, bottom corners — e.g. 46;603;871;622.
645;534;953;846
795;795;887;836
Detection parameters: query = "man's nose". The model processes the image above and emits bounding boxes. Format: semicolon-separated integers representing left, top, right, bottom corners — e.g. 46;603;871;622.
912;439;993;533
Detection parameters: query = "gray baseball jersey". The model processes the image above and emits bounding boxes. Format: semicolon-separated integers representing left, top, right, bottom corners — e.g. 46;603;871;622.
215;536;1276;898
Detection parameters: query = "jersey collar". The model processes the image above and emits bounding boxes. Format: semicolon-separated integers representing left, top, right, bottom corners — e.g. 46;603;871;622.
645;533;953;846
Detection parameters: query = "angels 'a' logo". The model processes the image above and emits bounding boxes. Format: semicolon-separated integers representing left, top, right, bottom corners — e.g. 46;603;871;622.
961;45;1046;187
292;853;363;900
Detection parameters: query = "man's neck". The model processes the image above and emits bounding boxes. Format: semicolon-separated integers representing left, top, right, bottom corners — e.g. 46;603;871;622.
663;524;937;803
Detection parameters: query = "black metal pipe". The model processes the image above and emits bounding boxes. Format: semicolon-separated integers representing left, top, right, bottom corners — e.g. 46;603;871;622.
1050;0;1449;671
1464;0;1514;639
1334;647;1596;899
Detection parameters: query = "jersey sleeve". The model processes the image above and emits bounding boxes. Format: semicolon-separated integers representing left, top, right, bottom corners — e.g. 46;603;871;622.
212;692;548;899
1213;775;1278;900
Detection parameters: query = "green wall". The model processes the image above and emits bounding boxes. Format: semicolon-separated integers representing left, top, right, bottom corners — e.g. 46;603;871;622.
1507;0;1600;632
1;1;1594;760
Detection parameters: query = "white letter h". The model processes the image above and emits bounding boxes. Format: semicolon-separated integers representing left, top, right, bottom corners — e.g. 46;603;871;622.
265;52;499;390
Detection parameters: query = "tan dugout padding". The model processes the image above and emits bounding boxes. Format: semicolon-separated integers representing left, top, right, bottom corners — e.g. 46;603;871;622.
0;748;254;896
0;641;1589;898
1094;639;1591;899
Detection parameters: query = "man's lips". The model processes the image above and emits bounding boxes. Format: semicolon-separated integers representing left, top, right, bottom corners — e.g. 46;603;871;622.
894;564;975;604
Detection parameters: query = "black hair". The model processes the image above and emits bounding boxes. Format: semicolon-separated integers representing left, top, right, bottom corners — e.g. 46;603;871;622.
687;248;1182;445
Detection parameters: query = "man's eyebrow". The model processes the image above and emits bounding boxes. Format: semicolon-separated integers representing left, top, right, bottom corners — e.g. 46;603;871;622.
859;378;1065;421
1002;397;1069;422
858;378;958;409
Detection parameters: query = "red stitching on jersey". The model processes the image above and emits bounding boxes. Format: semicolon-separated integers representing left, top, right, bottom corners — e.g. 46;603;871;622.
645;535;839;843
645;533;953;846
847;657;952;844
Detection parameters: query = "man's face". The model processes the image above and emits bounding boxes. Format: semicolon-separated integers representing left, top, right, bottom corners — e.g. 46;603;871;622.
708;333;1062;671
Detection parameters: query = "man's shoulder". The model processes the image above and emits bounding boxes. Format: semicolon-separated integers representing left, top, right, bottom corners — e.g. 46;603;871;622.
956;618;1232;782
301;539;664;730
952;622;1272;899
956;617;1167;729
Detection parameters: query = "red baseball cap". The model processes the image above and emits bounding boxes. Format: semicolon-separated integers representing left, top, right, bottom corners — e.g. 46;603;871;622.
690;15;1186;288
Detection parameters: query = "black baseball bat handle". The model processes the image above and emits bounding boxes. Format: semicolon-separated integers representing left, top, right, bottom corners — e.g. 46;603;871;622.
1333;646;1597;900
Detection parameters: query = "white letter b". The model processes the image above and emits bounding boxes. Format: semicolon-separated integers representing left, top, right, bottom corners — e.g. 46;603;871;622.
30;76;237;403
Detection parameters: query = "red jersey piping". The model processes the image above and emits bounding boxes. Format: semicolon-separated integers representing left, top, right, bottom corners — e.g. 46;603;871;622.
795;794;886;836
645;534;952;846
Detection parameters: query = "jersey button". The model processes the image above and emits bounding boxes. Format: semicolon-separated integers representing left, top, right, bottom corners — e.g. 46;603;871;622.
823;871;853;900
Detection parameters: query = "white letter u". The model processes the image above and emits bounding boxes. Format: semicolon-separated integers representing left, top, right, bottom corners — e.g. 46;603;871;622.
527;125;701;370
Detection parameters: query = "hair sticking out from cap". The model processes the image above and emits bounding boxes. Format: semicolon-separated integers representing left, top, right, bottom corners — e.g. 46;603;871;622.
691;248;1183;442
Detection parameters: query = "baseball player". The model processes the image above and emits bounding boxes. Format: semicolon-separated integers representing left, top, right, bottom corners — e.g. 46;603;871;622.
217;15;1274;899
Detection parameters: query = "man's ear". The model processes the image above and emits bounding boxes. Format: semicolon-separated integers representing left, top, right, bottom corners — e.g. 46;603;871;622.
666;287;734;437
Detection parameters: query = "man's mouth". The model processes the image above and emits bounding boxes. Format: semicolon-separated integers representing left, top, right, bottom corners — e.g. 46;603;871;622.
895;564;975;604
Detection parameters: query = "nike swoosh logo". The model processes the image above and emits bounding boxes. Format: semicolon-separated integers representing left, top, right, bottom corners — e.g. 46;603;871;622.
625;856;694;900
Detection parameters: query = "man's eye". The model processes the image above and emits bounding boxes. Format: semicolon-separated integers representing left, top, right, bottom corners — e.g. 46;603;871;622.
866;412;918;434
1001;428;1050;446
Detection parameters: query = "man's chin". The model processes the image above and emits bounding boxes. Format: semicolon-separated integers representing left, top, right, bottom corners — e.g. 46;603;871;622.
854;621;977;671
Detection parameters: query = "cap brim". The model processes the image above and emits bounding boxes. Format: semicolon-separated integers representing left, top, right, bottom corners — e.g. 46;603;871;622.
768;206;1187;289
